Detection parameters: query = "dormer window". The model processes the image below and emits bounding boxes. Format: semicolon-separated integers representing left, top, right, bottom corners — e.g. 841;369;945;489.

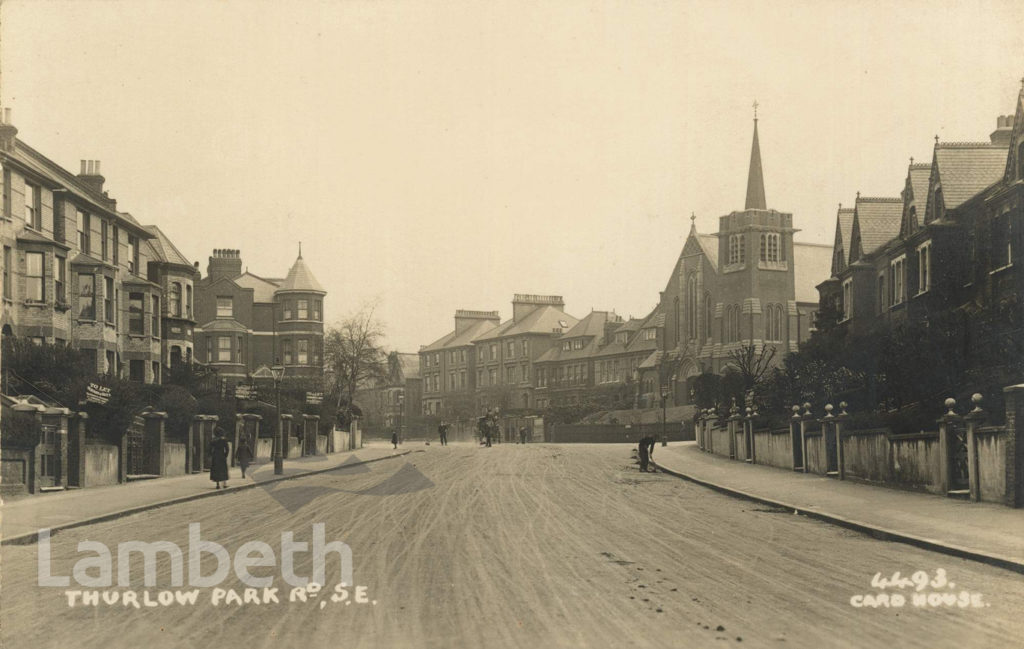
562;341;571;351
572;338;584;350
641;328;657;341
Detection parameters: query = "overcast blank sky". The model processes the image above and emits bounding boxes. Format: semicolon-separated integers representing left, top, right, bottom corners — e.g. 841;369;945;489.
2;0;1023;352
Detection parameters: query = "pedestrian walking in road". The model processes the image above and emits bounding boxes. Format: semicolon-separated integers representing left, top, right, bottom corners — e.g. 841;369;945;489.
519;426;527;444
637;435;656;472
210;428;230;489
438;421;448;446
391;432;399;449
235;437;254;479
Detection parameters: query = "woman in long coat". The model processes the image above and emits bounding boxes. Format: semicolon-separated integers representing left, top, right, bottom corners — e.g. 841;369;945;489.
210;429;230;489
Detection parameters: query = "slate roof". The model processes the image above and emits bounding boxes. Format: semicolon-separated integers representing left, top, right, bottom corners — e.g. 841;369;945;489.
143;225;193;268
421;317;501;352
933;143;1009;209
908;163;931;209
696;234;719;269
853;197;902;258
474;305;579;341
277;254;326;294
836;208;855;253
793;242;833;303
535;311;617;363
234;272;281;303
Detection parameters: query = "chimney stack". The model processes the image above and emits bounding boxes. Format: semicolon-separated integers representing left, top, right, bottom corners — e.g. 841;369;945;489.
454;309;501;334
990;115;1015;147
207;249;243;280
0;108;17;152
77;159;106;194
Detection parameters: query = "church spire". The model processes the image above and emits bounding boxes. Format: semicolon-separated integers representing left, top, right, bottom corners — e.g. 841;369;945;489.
745;102;767;211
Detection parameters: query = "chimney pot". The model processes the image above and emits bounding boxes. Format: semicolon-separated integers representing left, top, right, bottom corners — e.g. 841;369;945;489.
95;161;101;175
3;108;10;124
81;160;88;174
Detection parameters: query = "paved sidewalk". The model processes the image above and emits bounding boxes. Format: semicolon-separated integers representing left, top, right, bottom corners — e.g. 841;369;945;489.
0;442;410;544
653;442;1024;572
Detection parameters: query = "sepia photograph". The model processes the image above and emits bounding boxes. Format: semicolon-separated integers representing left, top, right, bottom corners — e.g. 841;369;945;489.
1;1;1023;647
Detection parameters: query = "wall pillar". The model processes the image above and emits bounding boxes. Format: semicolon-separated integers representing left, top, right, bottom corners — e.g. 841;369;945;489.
963;395;986;503
143;411;168;476
70;412;88;487
1002;385;1024;507
938;398;959;496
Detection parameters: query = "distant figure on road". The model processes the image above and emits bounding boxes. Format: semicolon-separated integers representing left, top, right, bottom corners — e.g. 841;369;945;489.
519;426;528;444
210;428;230;489
638;435;656;472
391;432;399;450
438;422;448;446
235;437;254;479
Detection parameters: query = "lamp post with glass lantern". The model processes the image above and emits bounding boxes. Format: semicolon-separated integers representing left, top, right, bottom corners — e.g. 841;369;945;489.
271;363;286;475
397;392;404;445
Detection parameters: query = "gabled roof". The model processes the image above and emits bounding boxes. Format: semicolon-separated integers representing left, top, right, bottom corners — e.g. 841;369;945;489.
234;271;281;303
932;142;1009;210
850;196;902;262
535;311;618;364
681;226;719;271
277;254;326;294
793;242;833;303
143;225;194;268
899;162;932;237
829;206;855;277
624;305;662;353
562;310;615;339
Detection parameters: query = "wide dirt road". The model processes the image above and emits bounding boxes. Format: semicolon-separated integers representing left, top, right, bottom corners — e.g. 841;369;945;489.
2;443;1021;649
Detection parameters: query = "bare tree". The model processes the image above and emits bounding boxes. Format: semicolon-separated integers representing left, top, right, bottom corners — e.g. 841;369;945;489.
324;305;388;428
727;342;778;392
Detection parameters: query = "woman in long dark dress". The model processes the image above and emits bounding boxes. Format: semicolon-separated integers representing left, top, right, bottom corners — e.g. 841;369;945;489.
210;429;230;489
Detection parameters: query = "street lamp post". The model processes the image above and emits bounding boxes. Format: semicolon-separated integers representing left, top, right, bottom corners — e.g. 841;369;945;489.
397;393;404;445
271;363;285;475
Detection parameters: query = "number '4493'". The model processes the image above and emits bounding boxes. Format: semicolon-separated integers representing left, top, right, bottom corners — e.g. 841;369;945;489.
871;569;948;591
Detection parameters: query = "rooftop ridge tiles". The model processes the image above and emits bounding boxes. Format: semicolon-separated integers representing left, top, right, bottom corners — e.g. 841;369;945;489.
936;141;1005;149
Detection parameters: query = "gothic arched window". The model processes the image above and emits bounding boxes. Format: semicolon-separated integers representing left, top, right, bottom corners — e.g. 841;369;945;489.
687;274;697;340
704;292;713;341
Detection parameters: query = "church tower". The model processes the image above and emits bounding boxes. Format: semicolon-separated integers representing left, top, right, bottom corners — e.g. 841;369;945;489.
715;107;798;355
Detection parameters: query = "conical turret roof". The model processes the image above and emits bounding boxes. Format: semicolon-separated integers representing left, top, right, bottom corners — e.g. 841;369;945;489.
276;251;325;294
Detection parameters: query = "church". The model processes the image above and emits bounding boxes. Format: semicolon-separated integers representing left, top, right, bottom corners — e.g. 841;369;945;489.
641;113;831;406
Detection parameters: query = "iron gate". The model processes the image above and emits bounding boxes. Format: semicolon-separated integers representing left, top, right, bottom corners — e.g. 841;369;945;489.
126;415;147;476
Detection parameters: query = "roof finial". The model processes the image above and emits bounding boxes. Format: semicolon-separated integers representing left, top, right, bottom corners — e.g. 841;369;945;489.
298;241;302;259
934;134;939;145
752;99;759;121
909;156;914;165
856;191;861;199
